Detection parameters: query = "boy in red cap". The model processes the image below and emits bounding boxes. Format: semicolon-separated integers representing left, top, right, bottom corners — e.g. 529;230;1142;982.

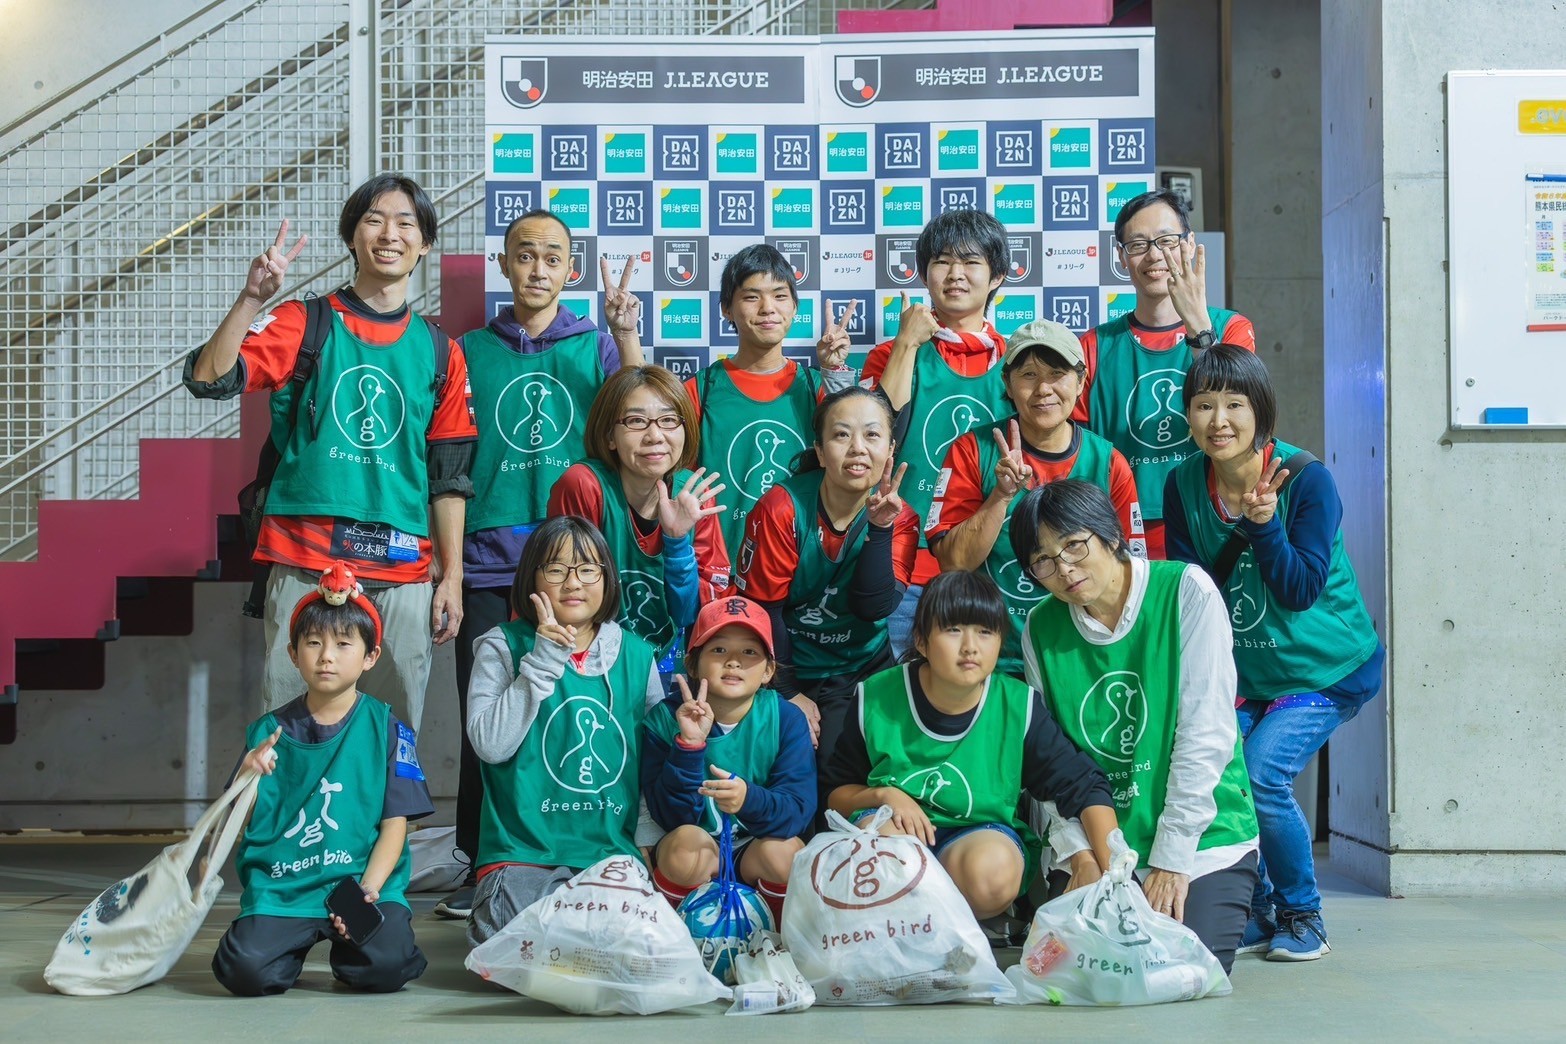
640;596;815;924
212;563;433;996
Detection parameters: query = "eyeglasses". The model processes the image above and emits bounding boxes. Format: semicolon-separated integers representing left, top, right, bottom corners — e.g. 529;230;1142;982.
1028;538;1092;579
538;562;604;585
616;414;683;432
1118;233;1187;257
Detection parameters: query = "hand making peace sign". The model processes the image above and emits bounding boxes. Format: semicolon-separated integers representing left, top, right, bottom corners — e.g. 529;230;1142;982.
529;592;578;650
866;456;909;528
244;220;308;305
815;298;859;369
672;675;714;746
1240;457;1291;526
657;467;727;540
991;419;1035;499
600;254;641;338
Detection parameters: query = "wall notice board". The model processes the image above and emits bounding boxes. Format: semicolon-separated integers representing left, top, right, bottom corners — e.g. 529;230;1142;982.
1447;71;1566;428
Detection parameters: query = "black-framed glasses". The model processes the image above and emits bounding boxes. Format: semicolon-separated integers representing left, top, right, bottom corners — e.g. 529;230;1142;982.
1118;233;1186;257
1028;538;1092;579
538;562;604;585
616;414;683;431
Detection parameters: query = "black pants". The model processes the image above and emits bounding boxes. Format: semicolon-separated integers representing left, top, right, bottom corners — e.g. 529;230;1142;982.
211;904;427;996
455;586;511;868
804;642;898;824
1179;851;1259;975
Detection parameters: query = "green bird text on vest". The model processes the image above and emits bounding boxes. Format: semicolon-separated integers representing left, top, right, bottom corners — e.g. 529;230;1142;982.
542;695;629;795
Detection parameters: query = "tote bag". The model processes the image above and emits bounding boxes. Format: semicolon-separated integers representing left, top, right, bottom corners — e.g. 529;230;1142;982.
45;768;261;996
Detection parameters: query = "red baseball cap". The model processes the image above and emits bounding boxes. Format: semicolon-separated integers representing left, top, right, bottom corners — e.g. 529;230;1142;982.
288;562;383;647
689;596;774;658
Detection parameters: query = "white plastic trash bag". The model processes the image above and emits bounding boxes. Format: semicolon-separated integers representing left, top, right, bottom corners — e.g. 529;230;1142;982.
1005;831;1232;1006
44;769;262;996
782;807;1014;1006
727;931;814;1015
465;855;732;1015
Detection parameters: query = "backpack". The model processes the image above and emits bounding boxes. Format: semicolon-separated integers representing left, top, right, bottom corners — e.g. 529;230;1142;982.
237;294;452;618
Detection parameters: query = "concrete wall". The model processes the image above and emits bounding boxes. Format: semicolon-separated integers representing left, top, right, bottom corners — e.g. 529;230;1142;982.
0;583;462;830
1325;0;1566;895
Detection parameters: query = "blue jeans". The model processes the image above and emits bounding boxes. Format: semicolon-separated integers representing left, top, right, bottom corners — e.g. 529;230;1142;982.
1235;644;1384;916
887;583;923;660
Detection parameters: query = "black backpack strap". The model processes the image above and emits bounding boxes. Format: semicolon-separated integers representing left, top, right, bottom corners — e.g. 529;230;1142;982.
1206;449;1320;588
425;316;453;431
241;294;333;618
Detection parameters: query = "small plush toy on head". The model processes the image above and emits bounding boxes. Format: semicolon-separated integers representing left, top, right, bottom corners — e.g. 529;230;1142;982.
317;562;359;606
288;561;383;647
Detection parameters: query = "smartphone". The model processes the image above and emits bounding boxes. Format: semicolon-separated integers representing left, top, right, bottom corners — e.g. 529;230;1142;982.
325;876;384;946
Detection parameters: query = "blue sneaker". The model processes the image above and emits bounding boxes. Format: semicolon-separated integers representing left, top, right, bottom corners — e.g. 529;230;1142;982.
1267;909;1331;961
1236;910;1276;955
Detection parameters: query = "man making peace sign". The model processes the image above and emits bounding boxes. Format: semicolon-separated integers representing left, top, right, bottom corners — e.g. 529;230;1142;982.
442;207;646;919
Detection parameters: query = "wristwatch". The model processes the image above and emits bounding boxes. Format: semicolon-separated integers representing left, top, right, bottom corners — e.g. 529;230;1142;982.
1187;328;1217;350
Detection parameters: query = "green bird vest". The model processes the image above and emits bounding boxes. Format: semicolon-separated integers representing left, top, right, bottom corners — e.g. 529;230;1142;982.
265;309;436;537
1169;440;1380;700
775;473;888;680
579;457;693;659
644;690;782;837
697;360;822;563
1085;306;1238;523
860;665;1037;840
1024;561;1257;868
477;619;655;869
238;696;410;916
973;422;1114;678
463;325;602;533
897;345;1012;547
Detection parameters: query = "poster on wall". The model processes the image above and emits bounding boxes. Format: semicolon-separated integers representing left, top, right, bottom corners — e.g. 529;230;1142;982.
483;30;1155;376
1525;171;1566;331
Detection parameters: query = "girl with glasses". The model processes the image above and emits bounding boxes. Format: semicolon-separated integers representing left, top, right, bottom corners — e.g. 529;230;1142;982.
547;366;729;678
464;515;665;946
1164;345;1383;963
1012;479;1260;974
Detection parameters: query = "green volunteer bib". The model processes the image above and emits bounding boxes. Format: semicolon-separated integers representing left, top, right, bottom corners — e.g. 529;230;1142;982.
860;665;1037;840
644;689;782;837
464;325;602;533
697;361;822;564
1024;560;1257;868
1085;307;1238;523
972;422;1114;678
774;473;888;680
898;344;1012;546
1169;440;1379;700
265;310;436;537
580;457;691;659
238;696;410;916
477;619;655;869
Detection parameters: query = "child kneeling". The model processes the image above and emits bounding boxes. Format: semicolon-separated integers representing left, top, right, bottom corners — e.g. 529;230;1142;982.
642;597;815;925
466;515;666;946
824;570;1118;919
212;565;432;996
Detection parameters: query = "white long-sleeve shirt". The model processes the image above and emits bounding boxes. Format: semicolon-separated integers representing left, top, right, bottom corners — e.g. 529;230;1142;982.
1025;556;1258;878
466;619;665;848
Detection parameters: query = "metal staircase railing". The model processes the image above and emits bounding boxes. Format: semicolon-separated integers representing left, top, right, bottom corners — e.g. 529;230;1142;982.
0;0;931;562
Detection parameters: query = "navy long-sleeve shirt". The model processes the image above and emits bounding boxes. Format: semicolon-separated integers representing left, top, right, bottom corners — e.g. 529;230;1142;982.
1164;456;1340;612
640;693;817;840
